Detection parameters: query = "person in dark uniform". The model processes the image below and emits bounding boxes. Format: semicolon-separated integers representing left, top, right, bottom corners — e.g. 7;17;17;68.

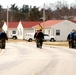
34;29;44;48
67;29;75;48
70;29;75;48
34;30;39;48
1;30;8;49
73;30;76;48
67;33;72;48
35;29;44;49
0;28;2;48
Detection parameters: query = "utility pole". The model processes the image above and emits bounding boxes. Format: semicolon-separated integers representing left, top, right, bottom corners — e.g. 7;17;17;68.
7;6;8;35
43;3;45;33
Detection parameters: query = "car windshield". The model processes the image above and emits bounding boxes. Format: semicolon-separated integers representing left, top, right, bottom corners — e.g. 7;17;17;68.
44;34;49;36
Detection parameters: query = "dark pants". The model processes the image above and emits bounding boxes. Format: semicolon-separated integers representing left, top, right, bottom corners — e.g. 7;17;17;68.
71;41;74;48
74;40;76;48
0;38;6;49
36;38;43;48
69;40;74;48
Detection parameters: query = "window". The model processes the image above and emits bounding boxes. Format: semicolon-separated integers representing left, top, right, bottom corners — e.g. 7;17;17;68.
44;34;49;36
12;31;16;34
56;30;60;36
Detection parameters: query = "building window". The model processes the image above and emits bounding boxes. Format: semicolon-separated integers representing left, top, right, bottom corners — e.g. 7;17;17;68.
56;30;60;36
12;31;16;34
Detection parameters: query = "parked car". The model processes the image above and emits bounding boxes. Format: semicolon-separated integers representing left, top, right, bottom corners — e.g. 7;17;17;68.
25;33;35;42
25;33;56;42
11;34;17;40
44;34;56;42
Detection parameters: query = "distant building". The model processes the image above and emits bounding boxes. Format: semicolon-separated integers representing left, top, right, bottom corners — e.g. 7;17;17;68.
33;20;76;41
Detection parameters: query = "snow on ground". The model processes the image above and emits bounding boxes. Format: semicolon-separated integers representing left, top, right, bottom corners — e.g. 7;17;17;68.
0;42;76;75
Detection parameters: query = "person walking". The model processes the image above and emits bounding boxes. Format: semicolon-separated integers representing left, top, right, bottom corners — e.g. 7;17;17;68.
67;33;71;48
35;29;44;49
0;28;2;48
67;29;75;48
34;30;39;48
0;30;8;49
73;30;76;48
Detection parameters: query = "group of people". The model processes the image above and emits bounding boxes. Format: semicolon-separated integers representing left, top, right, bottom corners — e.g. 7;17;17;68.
0;28;8;49
67;29;76;48
34;29;44;49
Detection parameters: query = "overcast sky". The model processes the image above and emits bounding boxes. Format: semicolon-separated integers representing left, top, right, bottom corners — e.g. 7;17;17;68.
0;0;76;8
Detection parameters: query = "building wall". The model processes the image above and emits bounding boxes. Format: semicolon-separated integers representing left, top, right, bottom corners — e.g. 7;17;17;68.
17;21;23;39
23;29;34;39
44;29;51;35
51;20;76;41
2;22;7;33
8;28;17;38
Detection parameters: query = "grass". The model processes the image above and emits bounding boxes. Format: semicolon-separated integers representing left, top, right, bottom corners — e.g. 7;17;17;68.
43;41;69;47
8;39;69;47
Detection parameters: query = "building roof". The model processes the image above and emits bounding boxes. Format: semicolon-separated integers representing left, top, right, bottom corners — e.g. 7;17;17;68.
70;20;76;23
21;21;42;28
32;20;64;28
8;22;19;28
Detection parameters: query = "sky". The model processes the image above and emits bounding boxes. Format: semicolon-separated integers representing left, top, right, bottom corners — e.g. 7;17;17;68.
0;0;76;8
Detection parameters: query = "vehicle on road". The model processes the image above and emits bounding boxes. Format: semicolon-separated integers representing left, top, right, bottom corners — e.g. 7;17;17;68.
25;33;56;42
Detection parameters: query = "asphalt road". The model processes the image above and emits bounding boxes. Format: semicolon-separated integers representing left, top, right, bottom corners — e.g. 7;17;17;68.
0;42;76;75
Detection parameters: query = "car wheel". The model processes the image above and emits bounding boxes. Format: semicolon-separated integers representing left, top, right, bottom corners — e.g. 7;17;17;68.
50;38;54;42
28;38;32;42
12;36;17;40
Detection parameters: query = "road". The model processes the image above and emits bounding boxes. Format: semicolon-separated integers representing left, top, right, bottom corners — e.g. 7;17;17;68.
0;42;76;75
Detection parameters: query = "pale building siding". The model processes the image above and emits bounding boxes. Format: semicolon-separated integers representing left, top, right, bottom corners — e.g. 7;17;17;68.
8;28;17;38
23;29;34;39
44;29;51;35
17;21;23;39
2;22;7;32
50;20;76;41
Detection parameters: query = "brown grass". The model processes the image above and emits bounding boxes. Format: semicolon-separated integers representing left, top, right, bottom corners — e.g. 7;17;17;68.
43;41;69;47
8;39;26;42
7;39;69;47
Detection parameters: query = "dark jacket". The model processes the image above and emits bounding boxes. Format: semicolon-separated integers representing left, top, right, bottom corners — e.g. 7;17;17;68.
74;33;76;40
1;32;8;40
36;32;44;39
70;32;75;40
67;34;70;40
34;32;38;39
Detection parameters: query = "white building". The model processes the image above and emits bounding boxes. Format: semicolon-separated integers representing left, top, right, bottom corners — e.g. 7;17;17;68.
2;20;76;41
2;21;41;39
33;20;76;41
